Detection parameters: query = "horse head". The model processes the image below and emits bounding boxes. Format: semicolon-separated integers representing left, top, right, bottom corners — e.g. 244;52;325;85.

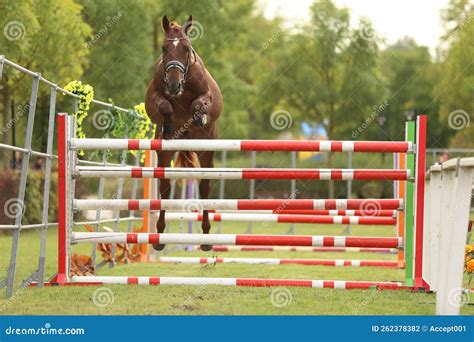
161;15;196;96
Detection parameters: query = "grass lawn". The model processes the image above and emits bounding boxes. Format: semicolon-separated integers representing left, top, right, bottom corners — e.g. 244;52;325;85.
0;220;472;315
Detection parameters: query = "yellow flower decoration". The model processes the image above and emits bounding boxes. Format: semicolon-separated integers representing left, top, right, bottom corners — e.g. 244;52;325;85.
467;259;474;273
466;245;473;254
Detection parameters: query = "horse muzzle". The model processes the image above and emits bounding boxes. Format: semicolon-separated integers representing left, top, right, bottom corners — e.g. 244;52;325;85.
166;80;182;96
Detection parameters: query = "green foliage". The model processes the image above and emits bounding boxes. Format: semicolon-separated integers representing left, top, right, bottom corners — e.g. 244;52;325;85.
76;0;155;107
64;80;94;140
379;38;448;146
272;0;382;140
0;170;57;226
1;0;470;161
0;0;92;97
435;0;474;145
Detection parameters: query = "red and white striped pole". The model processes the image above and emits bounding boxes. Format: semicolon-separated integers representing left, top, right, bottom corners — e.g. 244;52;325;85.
70;275;404;289
205;245;398;253
271;209;396;216
72;138;413;153
414;115;427;287
161;212;396;225
71;232;403;248
158;257;402;268
55;113;68;284
75;166;410;181
73;198;404;211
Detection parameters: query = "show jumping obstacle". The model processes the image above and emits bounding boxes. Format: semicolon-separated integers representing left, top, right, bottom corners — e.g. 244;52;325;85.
72;138;413;152
43;112;429;290
76;166;410;180
261;209;397;216
71;232;403;248
73;198;403;210
70;276;404;289
156;212;397;225
158;257;402;268
204;246;398;253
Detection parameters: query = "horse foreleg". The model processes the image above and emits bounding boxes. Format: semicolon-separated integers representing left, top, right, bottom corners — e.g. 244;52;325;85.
197;151;214;251
191;92;212;127
153;150;174;251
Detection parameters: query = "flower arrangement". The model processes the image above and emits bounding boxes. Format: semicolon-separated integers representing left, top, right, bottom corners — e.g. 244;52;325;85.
63;80;156;163
64;81;94;139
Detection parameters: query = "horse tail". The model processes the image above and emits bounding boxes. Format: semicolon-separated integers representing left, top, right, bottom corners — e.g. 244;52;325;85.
175;151;201;169
175;151;200;186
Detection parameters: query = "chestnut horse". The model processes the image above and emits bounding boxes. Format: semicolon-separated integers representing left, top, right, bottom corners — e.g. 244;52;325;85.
145;15;222;251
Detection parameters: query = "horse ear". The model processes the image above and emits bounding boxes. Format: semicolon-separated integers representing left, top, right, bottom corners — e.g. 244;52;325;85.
184;15;193;36
162;15;170;32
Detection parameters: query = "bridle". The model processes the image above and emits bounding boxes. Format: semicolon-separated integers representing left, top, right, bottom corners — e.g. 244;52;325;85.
163;37;195;87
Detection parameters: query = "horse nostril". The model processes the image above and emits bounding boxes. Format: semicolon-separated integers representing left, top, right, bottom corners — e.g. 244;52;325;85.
168;81;181;95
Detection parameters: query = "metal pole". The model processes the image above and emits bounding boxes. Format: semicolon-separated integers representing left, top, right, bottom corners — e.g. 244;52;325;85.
186;179;194;251
11;100;15;169
343;151;353;235
347;151;352;198
217;150;226;233
36;86;57;286
6;74;40;298
128;150;140;233
287;151;297;234
54;113;68;284
246;151;256;234
92;137;108;266
110;115;128;268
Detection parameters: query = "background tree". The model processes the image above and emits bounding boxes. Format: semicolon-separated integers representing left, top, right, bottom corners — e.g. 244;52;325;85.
435;0;473;147
271;0;382;196
0;0;91;168
379;38;447;147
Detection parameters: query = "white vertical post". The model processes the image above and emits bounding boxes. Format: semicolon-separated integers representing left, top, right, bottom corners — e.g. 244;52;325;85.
428;166;442;292
436;159;473;315
423;174;431;288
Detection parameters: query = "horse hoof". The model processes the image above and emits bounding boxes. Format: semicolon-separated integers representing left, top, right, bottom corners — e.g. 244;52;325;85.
200;244;213;252
152;243;166;251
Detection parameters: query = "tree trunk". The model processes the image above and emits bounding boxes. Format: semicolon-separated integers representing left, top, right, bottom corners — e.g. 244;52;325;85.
152;18;160;59
248;108;257;139
2;83;11;170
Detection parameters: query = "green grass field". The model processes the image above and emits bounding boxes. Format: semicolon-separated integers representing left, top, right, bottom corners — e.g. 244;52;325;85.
1;220;473;315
